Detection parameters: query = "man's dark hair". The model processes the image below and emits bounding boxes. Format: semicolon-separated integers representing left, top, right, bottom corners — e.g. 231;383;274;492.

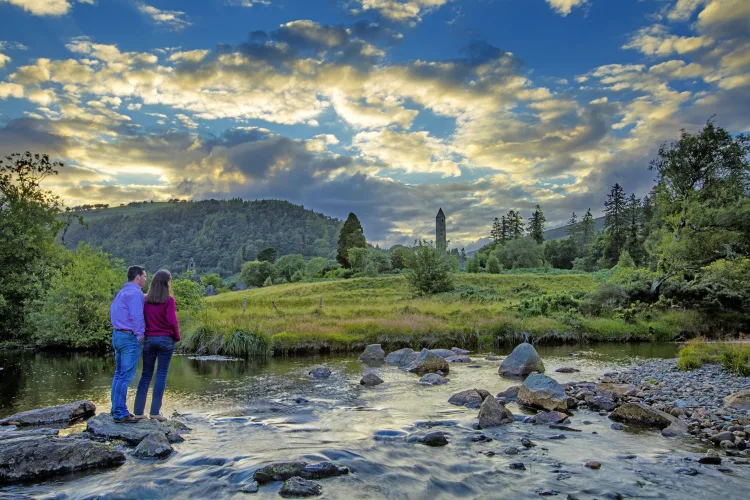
127;265;145;282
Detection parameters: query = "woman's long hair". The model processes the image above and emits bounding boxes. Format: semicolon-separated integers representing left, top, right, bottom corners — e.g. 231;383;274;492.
145;270;172;305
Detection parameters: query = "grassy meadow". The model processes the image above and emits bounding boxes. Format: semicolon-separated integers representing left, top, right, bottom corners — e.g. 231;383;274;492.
179;272;704;358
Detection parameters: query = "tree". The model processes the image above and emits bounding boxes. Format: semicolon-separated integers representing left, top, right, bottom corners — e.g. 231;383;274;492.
391;246;411;270
603;183;628;266
580;209;596;246
466;255;481;273
406;241;454;295
527;205;546;244
566;212;581;245
0;152;77;340
240;260;274;287
274;254;306;281
29;244;124;349
486;254;502;274
544;237;579;269
233;247;244;272
347;247;368;272
497;238;542;269
624;194;644;265
200;273;222;289
459;247;467;271
366;247;391;273
257;247;277;263
506;210;524;239
171;277;204;312
337;212;367;268
490;217;502;243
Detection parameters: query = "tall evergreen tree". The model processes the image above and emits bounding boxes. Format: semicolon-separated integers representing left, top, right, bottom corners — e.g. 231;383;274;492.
490;217;502;243
624;193;644;265
580;209;596;246
527;204;546;244
507;210;524;239
603;183;628;265
566;212;581;245
233;247;244;272
500;216;509;243
337;212;367;268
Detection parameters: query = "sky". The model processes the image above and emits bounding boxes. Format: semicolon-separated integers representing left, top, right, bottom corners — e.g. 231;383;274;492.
0;0;748;249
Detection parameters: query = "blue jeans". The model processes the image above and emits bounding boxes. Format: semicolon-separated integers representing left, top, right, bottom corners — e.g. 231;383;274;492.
134;336;175;416
110;330;142;419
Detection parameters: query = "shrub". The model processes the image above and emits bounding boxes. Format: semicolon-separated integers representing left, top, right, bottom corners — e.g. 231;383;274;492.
466;255;481;273
391;246;411;270
172;278;204;312
580;283;629;316
497;238;542;269
487;255;502;274
241;260;274;287
274;254;306;282
406;241;454;295
200;273;222;289
263;276;273;287
291;270;305;283
29;244;124;349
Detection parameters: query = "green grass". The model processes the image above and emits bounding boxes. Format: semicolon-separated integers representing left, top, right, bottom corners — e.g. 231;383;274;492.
677;339;750;375
178;273;704;358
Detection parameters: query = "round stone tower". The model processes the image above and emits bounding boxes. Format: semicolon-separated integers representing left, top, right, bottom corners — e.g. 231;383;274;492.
436;208;446;251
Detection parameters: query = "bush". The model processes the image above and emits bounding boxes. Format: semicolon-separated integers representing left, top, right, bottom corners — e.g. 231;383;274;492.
677;340;750;375
200;273;222;289
466;255;481;273
487;255;502;274
406;241;454;295
580;283;629;316
263;276;273;287
29;244;124;349
497;238;542;269
391;246;411;270
241;260;274;287
172;278;204;312
348;247;368;272
291;270;304;283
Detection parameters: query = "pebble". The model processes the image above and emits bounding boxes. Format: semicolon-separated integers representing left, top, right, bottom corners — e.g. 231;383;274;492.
505;447;520;455
509;462;526;470
675;467;698;476
584;461;601;469
521;438;537;448
610;423;624;431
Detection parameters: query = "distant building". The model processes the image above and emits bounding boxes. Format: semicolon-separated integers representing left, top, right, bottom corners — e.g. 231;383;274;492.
436;208;446;251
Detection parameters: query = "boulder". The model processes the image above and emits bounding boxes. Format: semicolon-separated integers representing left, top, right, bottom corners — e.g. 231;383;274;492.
204;285;217;296
531;411;568;425
419;374;449;386
448;389;490;408
430;349;455;358
477;397;514;428
517;374;568;412
133;432;173;459
0;401;95;426
239;481;259;493
585;395;616;412
85;413;188;445
386;348;416;367
0;428;59;440
595;383;637;399
253;461;348;484
421;431;448;446
360;373;384;386
724;390;750;410
496;386;521;400
358;344;385;363
232;282;248;292
451;347;470;355
279;476;322;497
608;403;687;437
445;355;472;363
308;366;331;378
0;436;125;483
406;349;449;375
498;343;545;377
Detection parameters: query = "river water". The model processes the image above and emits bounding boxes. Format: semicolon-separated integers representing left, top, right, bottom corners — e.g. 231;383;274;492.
1;344;749;499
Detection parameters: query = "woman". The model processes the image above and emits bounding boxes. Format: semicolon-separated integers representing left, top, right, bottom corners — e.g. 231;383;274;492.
134;270;180;421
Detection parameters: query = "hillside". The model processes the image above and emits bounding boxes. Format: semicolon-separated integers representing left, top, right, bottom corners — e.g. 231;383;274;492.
64;199;342;276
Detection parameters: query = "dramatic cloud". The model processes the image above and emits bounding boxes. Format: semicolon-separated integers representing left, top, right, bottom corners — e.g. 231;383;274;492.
545;0;589;17
0;0;92;16
623;25;714;56
137;3;191;31
349;0;451;24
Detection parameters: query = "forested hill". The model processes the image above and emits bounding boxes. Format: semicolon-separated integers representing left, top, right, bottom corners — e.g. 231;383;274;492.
64;199;342;276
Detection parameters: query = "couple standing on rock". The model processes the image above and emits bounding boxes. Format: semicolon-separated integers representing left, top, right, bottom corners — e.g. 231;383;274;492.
109;266;181;424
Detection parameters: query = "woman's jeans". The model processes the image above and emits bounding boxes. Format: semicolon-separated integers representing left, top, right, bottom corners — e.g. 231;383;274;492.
134;336;175;416
110;330;143;419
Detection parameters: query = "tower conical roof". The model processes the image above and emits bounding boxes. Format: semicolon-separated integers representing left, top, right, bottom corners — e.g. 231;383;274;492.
437;208;445;217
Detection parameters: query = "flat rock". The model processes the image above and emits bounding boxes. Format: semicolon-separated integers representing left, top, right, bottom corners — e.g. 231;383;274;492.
585;395;616;412
531;411;568;425
253;461;348;484
724;390;750;410
554;367;580;373
385;348;416;367
239;481;259;493
477;396;514;428
0;436;125;483
0;401;95;427
451;347;470;355
498;342;545;377
445;355;472;363
358;344;385;363
496;386;521;400
85;413;188;445
421;431;448;446
430;349;455;358
406;349;449;375
279;476;322;497
419;373;449;386
132;432;173;459
448;389;490;408
595;383;637;399
360;373;384;386
608;403;687;437
518;373;568;411
308;366;331;378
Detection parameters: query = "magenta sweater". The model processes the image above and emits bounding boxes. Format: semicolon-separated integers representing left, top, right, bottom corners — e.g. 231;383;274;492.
144;296;181;341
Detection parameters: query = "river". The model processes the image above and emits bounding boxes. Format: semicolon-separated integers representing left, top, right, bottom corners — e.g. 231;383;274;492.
1;343;749;499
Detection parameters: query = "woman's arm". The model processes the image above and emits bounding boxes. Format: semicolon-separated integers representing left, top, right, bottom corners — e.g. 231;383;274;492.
167;297;181;342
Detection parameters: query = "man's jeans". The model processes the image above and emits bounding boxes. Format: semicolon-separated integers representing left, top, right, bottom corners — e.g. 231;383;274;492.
110;330;142;419
134;336;175;416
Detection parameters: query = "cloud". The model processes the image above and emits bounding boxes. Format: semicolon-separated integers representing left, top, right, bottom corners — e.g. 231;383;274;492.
175;113;198;129
649;59;707;79
0;0;92;16
0;53;9;68
137;2;191;31
230;0;270;6
667;0;706;21
545;0;589;17
623;24;714;56
697;0;750;37
349;0;451;25
0;41;28;51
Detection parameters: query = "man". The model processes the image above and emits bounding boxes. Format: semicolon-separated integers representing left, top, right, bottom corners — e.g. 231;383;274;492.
109;265;147;423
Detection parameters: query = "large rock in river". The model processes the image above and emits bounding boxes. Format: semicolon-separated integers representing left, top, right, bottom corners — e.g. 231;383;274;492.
86;413;189;445
253;461;349;484
498;343;545;377
386;348;416;367
360;373;384;386
358;344;385;363
279;476;322;497
609;403;688;437
133;432;173;459
477;396;514;428
724;389;750;410
517;373;568;411
0;401;95;426
448;389;491;408
0;435;125;483
430;349;455;358
406;349;449;375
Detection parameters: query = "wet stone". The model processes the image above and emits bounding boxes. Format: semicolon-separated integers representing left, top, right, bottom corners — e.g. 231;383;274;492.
509;462;526;470
498;342;545;377
698;456;722;465
584;461;601;469
240;481;260;493
360;373;384;386
419;373;448;386
536;489;560;496
278;476;322;498
521;438;537;448
676;467;699;476
308;366;331;378
132;432;173;459
505;447;520;455
421;431;448;447
0;401;96;427
555;367;580;373
610;423;625;431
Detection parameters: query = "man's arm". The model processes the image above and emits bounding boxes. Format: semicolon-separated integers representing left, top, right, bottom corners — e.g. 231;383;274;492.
126;290;146;340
